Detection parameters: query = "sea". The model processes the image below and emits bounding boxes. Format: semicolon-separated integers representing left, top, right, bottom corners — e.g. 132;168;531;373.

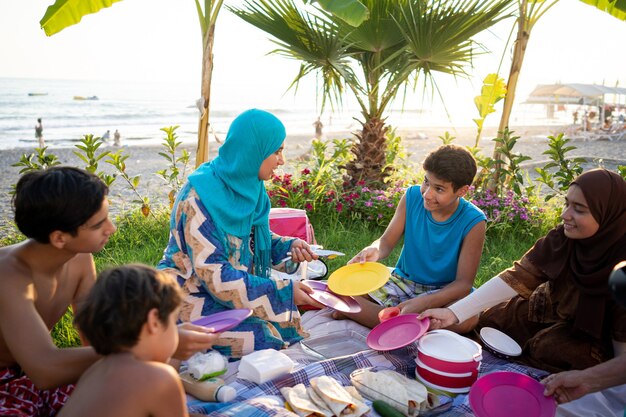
0;77;563;150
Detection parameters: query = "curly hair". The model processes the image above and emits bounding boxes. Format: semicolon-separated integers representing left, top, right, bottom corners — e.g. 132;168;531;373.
74;264;183;355
423;144;477;190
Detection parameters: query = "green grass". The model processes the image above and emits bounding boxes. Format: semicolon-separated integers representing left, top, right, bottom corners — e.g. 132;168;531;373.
1;206;553;348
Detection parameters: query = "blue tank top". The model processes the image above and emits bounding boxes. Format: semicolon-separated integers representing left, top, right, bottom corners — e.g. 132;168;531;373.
394;185;486;286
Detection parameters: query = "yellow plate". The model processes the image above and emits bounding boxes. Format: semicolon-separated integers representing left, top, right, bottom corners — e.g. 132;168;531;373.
327;262;391;296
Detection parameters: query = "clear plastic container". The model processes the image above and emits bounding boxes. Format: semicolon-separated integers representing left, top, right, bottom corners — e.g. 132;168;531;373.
349;368;453;417
301;330;369;359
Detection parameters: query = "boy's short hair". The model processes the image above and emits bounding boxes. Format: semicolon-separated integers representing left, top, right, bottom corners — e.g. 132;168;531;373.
74;264;183;355
12;167;109;243
423;144;477;190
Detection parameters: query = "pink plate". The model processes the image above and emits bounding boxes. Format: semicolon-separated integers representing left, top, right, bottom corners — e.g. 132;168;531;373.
366;314;430;351
302;280;362;313
191;308;253;332
469;371;556;417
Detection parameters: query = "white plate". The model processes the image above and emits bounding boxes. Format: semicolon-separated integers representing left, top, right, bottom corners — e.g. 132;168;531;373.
479;327;522;357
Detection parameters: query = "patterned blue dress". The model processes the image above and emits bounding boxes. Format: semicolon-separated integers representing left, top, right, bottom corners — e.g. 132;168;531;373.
158;184;307;359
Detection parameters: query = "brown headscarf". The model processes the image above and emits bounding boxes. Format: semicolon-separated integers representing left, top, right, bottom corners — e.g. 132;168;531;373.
526;169;626;338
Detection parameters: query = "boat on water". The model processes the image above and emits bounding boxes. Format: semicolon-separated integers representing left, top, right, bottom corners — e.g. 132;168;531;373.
28;92;48;96
73;95;99;101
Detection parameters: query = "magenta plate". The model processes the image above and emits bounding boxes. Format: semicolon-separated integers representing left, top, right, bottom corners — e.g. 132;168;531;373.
366;314;430;351
191;308;253;332
302;280;362;313
469;372;556;417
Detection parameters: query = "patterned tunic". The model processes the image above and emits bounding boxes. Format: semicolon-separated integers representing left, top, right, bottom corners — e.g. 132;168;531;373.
158;184;307;359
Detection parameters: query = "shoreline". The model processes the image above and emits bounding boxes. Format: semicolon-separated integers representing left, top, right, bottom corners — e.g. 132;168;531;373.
1;124;625;232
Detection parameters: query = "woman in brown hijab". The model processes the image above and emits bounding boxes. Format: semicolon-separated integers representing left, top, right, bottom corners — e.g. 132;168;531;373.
420;169;626;373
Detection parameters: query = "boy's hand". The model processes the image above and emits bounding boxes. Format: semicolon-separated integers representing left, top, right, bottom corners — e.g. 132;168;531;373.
348;247;379;264
418;308;459;330
293;281;324;308
289;239;318;263
398;297;431;315
174;323;220;360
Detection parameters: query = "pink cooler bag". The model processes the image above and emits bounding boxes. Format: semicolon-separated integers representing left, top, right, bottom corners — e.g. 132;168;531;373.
269;208;316;244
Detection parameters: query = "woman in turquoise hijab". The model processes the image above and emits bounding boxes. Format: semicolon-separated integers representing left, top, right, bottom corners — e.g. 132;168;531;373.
158;109;320;359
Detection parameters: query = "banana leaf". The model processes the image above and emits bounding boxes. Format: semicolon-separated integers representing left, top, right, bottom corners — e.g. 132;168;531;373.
40;0;123;36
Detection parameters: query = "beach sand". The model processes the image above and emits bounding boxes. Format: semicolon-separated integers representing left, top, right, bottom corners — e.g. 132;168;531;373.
1;123;625;231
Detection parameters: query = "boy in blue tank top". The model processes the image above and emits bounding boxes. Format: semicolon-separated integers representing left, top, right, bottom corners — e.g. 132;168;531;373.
335;144;487;328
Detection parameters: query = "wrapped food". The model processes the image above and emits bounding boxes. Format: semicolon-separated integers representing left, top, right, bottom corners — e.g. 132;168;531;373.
280;376;369;417
280;384;333;417
350;369;440;416
310;376;369;417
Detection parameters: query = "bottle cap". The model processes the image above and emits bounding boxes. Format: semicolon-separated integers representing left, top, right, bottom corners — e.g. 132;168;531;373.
216;385;237;402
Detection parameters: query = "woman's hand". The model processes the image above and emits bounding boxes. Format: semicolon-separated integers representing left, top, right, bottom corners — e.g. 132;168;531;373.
542;371;589;404
293;281;325;308
173;323;221;360
418;308;459;330
289;239;318;263
348;246;380;264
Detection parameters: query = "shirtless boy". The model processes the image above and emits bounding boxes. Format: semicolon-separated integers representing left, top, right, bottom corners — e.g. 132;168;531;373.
0;167;215;416
58;264;202;417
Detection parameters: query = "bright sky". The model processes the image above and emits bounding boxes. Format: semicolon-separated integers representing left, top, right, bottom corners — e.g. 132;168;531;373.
1;0;626;121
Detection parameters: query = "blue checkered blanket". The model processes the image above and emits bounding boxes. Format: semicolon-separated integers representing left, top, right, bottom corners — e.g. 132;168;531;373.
187;345;548;416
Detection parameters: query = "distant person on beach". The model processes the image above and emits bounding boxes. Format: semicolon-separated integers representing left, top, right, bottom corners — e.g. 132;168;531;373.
58;264;206;417
158;108;324;359
333;144;487;328
113;129;121;146
35;118;44;148
313;117;323;139
101;130;111;143
0;167;216;416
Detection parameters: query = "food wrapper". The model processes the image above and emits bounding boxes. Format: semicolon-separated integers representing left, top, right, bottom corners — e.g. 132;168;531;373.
186;351;228;381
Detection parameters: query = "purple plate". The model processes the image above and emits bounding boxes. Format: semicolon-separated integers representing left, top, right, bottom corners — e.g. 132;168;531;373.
469;372;556;417
302;280;362;313
191;308;253;332
366;314;430;351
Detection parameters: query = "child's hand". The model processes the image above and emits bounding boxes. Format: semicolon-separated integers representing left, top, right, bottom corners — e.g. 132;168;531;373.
347;247;379;264
289;239;318;263
418;308;459;330
174;323;220;360
398;297;431;315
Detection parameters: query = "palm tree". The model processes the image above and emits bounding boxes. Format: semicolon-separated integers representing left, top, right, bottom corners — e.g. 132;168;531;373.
490;0;625;189
230;0;513;185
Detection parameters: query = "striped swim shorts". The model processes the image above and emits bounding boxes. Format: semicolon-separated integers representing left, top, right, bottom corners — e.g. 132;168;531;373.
368;271;442;307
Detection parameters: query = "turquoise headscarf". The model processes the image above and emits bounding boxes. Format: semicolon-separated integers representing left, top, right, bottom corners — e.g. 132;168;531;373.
188;109;286;278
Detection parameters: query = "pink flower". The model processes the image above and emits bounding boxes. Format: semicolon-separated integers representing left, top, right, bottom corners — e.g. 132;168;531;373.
301;168;311;175
336;202;343;212
305;203;313;211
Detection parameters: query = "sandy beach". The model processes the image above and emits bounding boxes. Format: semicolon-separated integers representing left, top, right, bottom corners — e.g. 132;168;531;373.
1;123;624;232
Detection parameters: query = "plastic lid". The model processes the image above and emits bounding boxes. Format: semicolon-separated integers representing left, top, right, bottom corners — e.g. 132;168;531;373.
216;385;237;402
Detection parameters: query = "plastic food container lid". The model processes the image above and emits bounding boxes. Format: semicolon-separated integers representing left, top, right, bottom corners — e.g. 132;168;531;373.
417;330;482;362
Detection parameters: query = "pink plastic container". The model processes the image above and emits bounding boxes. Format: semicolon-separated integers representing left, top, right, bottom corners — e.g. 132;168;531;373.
415;357;478;389
416;329;482;375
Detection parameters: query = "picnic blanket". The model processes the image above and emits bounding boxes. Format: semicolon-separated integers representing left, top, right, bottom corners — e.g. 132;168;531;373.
186;309;626;417
186;345;548;416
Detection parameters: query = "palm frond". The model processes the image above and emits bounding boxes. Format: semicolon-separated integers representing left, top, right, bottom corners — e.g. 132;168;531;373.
229;0;363;111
